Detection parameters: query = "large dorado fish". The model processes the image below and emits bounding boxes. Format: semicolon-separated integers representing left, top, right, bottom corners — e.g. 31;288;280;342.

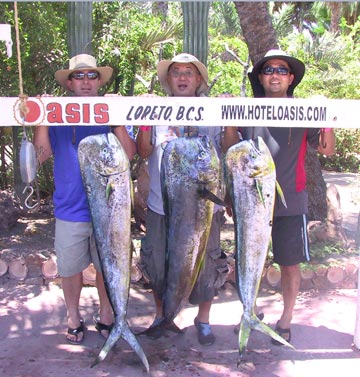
149;136;220;335
224;136;293;360
78;133;149;373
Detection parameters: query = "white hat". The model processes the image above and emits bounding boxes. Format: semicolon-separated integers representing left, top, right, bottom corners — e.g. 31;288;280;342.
157;53;209;96
55;54;113;89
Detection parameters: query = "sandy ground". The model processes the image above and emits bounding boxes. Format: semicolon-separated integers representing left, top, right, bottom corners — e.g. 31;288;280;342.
1;281;359;377
1;171;360;376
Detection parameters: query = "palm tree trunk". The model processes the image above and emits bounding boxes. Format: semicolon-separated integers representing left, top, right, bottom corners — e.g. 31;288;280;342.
233;2;277;64
233;1;327;221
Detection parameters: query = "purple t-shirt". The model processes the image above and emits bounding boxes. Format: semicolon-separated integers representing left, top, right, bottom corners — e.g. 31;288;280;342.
49;126;133;222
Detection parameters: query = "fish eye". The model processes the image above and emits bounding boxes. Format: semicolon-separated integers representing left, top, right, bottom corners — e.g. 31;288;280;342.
198;150;206;160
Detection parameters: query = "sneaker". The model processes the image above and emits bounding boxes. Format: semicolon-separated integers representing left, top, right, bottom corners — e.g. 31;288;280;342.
194;317;215;346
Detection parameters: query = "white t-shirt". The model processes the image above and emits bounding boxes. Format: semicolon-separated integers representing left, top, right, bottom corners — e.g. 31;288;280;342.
147;126;222;215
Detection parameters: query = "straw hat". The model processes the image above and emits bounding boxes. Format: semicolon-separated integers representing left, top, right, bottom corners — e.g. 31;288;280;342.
157;53;209;96
248;49;305;97
55;54;113;89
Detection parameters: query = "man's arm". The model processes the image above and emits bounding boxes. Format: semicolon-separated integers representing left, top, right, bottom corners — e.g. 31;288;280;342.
33;126;52;164
113;126;137;160
135;93;159;159
136;126;154;159
318;128;335;156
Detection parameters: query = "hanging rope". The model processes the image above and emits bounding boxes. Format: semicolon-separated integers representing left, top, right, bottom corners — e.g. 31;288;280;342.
14;1;28;121
14;1;39;210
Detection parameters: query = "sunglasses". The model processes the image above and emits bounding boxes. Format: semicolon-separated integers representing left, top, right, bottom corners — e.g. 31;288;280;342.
168;70;197;78
70;71;100;80
261;66;290;75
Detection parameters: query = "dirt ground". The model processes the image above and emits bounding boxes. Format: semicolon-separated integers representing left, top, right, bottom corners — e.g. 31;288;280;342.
1;171;360;377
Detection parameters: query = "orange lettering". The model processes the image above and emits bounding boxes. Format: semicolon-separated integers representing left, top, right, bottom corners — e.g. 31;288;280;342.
94;104;109;124
66;103;80;123
47;102;64;123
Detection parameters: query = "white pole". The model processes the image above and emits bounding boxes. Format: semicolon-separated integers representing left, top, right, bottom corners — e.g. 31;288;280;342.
354;255;360;349
0;24;13;58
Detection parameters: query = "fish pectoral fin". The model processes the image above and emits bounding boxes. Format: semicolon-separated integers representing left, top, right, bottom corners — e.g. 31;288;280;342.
276;180;287;208
105;181;114;201
255;180;265;206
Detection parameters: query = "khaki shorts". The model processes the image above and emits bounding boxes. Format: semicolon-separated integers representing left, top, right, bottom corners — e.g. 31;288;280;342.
140;209;228;304
54;218;101;277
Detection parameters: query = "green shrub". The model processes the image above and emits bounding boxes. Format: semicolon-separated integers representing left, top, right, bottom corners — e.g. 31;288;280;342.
319;129;360;173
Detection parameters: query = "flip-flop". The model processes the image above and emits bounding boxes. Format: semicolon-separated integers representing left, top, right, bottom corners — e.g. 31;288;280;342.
66;321;85;345
271;321;291;346
93;315;113;338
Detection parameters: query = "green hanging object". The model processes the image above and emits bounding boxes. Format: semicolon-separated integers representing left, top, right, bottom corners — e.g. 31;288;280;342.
182;2;210;66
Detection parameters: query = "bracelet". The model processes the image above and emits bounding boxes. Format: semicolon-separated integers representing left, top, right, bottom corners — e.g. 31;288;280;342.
139;126;151;132
321;128;332;133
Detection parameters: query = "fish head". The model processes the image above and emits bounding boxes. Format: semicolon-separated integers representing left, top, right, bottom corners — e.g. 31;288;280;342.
91;133;129;177
227;136;275;180
179;136;219;184
250;137;275;178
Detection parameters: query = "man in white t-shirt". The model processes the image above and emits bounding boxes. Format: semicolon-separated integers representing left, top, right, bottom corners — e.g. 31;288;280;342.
137;53;227;346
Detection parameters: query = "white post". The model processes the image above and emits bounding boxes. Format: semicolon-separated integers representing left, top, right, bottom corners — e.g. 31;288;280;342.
0;24;13;58
354;256;360;349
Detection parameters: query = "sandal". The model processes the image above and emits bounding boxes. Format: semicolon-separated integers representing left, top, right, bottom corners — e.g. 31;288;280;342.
271;321;291;346
93;315;113;339
66;321;85;345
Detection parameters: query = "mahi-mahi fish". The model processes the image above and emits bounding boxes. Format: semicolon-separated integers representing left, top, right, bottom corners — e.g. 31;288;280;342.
78;133;149;372
224;136;293;360
146;135;220;336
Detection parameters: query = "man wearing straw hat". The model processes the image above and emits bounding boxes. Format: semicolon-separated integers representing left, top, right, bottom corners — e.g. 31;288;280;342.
34;54;136;345
137;53;228;346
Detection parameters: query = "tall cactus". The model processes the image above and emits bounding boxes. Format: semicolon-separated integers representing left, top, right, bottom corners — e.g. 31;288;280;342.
181;2;210;66
67;2;93;57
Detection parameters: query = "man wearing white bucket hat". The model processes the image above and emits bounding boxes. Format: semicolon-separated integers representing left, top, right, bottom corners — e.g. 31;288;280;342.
34;54;136;345
137;53;228;346
223;49;335;345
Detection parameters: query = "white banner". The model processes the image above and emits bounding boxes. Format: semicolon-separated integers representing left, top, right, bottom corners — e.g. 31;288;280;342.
0;96;359;128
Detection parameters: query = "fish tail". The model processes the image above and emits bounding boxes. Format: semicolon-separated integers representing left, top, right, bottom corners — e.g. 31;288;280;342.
121;324;150;373
237;314;295;364
91;325;150;373
91;330;118;368
251;316;295;349
237;317;252;359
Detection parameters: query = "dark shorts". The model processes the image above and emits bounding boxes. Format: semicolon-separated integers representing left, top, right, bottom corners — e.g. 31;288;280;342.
272;214;310;266
140;209;228;304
